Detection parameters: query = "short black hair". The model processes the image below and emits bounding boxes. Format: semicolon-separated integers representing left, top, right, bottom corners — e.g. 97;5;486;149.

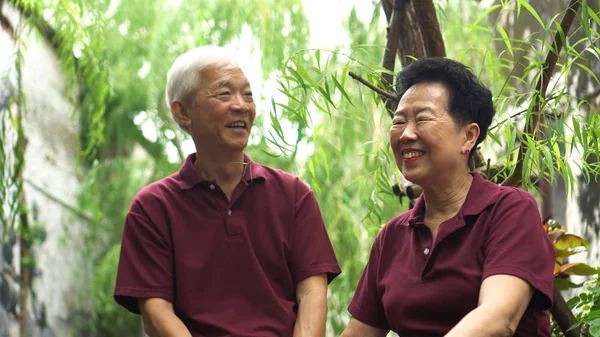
395;57;496;151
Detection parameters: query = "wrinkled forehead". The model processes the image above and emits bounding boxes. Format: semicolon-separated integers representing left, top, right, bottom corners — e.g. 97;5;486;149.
200;65;251;89
395;82;450;114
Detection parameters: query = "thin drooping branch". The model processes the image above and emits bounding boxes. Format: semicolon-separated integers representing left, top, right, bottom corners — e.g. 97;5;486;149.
9;0;58;51
502;0;582;187
498;1;582;336
348;71;397;102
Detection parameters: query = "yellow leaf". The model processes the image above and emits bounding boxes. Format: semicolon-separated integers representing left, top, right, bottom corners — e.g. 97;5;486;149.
554;234;590;251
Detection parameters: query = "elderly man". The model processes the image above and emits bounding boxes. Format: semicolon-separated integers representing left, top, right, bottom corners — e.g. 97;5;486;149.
114;46;341;337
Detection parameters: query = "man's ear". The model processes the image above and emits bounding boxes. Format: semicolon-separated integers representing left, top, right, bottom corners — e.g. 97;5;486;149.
170;100;192;129
463;122;480;152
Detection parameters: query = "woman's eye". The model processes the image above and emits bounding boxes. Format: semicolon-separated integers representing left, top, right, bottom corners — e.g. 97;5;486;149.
218;91;231;96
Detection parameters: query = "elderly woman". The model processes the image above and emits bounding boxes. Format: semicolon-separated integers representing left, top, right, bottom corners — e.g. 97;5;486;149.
341;58;555;337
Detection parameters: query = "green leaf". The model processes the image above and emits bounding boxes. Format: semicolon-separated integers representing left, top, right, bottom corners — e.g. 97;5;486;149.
588;5;600;26
590;318;600;336
581;0;592;41
473;4;502;26
556;247;587;257
331;74;354;107
555;234;591;251
576;62;600;84
496;25;513;57
559;262;599;276
516;0;545;28
554;277;584;290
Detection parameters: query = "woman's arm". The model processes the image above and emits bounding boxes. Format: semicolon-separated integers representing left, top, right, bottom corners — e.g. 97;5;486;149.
444;274;533;337
139;298;193;337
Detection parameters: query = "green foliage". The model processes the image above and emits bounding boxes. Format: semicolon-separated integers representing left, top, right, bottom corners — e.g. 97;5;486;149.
563;275;600;336
270;1;600;334
2;0;311;333
91;244;142;337
437;0;600;192
268;5;402;329
547;219;600;290
3;0;600;336
0;16;27;238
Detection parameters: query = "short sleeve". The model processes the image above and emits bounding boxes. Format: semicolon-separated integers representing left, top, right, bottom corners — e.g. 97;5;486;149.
483;189;555;310
113;197;174;314
289;179;341;285
348;233;390;330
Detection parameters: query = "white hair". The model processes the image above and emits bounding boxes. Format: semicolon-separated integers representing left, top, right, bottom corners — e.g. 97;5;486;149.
165;45;240;108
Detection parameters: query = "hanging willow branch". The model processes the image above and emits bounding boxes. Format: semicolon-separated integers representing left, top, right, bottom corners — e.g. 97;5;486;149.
502;0;582;188
348;71;397;101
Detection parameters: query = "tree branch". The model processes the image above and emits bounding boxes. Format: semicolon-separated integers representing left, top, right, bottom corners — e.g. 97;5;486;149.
348;71;397;102
411;0;446;58
502;0;581;187
381;0;407;116
497;1;582;336
0;0;15;37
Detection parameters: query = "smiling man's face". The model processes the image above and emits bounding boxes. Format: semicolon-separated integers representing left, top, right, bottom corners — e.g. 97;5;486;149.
186;65;256;152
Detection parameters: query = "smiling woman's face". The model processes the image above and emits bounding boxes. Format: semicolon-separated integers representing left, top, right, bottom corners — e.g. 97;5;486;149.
390;82;471;186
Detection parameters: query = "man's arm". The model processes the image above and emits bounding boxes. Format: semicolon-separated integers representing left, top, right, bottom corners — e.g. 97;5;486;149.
293;274;329;337
139;298;193;337
444;274;533;337
340;318;389;337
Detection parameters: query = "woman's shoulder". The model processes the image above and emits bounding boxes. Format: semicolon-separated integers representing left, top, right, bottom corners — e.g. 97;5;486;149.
495;184;538;206
374;211;413;244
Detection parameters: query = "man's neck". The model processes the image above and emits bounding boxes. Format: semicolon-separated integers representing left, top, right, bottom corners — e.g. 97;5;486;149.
193;147;246;188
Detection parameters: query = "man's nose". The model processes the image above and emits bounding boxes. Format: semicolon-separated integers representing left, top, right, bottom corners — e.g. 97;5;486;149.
230;93;249;112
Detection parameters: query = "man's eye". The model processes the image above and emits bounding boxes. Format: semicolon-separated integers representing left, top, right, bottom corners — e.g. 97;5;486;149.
218;91;231;96
393;120;405;125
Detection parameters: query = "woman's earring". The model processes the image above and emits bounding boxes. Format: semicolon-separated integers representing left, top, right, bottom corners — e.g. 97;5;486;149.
465;149;470;155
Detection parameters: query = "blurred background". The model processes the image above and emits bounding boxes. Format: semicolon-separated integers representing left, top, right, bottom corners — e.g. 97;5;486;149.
1;0;599;336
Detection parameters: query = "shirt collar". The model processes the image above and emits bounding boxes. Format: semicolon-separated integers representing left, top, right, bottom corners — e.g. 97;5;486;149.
177;153;268;190
406;171;500;226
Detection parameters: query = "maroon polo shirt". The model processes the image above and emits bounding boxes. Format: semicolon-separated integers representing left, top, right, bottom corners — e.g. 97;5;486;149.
114;153;341;337
349;172;554;337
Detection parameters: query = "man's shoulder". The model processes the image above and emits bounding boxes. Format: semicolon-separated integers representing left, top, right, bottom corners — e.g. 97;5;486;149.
133;172;180;206
254;162;297;179
253;162;304;187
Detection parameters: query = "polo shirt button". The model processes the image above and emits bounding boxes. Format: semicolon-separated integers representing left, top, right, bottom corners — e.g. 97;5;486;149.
227;209;232;216
423;248;430;255
209;184;215;190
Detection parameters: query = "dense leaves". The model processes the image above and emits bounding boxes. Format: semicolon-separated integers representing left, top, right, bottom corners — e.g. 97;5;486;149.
2;0;600;336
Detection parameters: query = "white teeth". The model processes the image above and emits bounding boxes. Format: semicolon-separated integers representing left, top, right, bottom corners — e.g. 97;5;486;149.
402;151;424;159
227;121;246;128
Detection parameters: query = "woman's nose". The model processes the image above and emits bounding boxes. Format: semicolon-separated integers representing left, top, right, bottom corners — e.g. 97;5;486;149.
399;123;418;142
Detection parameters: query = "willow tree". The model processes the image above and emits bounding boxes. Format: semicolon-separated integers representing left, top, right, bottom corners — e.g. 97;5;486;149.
269;0;600;336
2;0;312;335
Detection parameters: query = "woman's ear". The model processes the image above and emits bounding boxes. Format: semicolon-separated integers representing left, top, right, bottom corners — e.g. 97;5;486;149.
170;100;192;129
464;122;480;152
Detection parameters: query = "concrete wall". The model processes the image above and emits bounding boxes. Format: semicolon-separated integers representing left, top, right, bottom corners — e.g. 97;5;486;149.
1;3;85;336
